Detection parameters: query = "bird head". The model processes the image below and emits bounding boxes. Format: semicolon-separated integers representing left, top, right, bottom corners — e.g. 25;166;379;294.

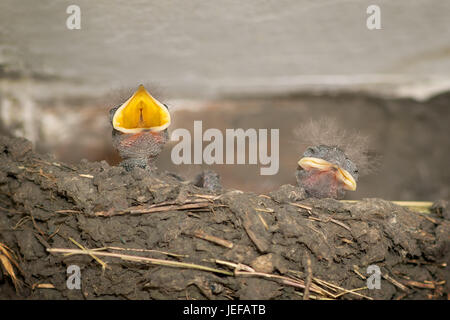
110;84;171;134
294;119;375;199
109;85;171;170
297;145;358;197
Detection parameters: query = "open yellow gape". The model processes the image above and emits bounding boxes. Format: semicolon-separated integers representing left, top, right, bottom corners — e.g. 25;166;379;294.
298;157;357;191
112;85;171;134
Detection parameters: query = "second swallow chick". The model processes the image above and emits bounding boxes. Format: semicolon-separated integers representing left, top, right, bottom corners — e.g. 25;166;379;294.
296;145;358;199
295;119;375;199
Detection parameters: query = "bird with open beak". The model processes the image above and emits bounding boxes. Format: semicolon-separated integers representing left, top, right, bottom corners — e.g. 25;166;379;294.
109;85;223;191
295;119;373;199
109;85;171;171
297;145;358;199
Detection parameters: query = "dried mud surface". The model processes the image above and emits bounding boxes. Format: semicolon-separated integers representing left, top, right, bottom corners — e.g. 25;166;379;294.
0;135;448;300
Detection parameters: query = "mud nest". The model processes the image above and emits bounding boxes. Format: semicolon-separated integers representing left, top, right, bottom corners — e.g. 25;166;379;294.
0;134;448;300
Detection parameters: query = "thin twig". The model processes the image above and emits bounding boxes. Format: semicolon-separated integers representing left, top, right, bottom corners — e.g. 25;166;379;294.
68;238;109;273
303;252;313;300
340;200;434;213
30;214;45;238
212;259;255;272
257;214;269;231
313;277;373;300
254;208;274;213
47;247;233;276
13;216;31;229
32;283;55;290
235;270;325;296
382;273;409;292
294;291;335;300
333;286;370;299
79;174;94;179
55;210;82;214
91;246;188;258
352;265;366;280
194;230;234;248
193;194;220;201
289;202;313;211
308;215;351;232
403;280;436;289
94;202;224;217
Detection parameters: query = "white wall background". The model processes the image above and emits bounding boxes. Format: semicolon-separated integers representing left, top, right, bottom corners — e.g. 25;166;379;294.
1;0;450;100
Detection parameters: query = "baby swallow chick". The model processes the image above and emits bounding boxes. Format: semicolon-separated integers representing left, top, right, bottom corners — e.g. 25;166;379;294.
296;145;358;199
110;85;171;171
295;119;374;199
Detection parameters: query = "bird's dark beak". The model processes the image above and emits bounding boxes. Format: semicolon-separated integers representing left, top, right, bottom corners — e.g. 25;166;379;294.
112;85;171;134
298;157;357;191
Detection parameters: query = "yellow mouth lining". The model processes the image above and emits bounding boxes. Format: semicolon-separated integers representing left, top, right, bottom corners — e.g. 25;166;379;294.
298;157;357;191
112;85;171;134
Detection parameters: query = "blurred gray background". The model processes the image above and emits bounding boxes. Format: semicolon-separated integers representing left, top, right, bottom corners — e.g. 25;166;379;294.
0;0;449;200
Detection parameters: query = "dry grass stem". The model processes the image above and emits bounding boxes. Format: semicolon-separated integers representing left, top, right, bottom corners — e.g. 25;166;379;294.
91;246;188;258
303;252;313;300
47;247;234;276
340;200;434;213
289;202;313;211
313;277;373;300
68;237;109;273
0;242;22;291
213;259;255;272
194;230;234;248
94;201;224;217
